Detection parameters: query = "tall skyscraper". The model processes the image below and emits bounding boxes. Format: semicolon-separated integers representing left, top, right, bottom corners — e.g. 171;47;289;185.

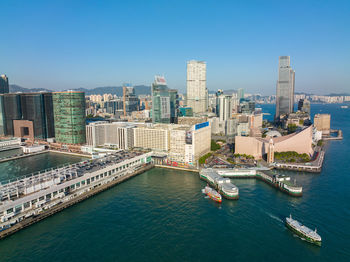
186;60;208;114
275;56;295;119
53;91;86;144
152;76;178;124
123;85;139;116
218;94;232;121
237;88;244;101
0;75;9;94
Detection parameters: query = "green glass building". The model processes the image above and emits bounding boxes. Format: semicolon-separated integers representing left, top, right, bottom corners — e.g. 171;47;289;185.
152;76;178;124
53;91;86;144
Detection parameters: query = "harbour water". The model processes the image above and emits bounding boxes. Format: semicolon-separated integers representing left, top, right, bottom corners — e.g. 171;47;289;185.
0;151;87;182
0;104;349;261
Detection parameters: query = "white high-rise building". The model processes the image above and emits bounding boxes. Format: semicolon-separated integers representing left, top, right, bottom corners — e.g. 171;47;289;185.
218;94;233;121
186;60;208;114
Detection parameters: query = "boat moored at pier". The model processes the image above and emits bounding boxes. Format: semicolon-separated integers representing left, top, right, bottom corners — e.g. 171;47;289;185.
202;185;222;203
206;168;302;197
200;169;239;200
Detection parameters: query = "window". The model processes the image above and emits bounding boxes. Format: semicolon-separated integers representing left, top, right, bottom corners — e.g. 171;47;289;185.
7;208;13;214
39;196;45;201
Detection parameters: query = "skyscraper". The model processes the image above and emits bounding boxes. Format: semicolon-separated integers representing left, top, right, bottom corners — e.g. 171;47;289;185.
53;91;86;144
0;93;55;139
186;60;208;114
152;76;178;124
218;94;232;121
275;56;295;119
0;75;9;94
123;85;139;116
237;88;244;101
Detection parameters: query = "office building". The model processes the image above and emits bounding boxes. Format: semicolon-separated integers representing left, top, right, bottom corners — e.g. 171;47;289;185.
313;114;331;135
53;91;86;144
179;107;193;117
133;122;211;165
0;93;55;139
2;94;21;136
237;88;244;101
86;122;137;149
0;75;9;94
275;56;295;119
240;100;255;114
134;125;170;151
151;76;178;124
13;93;55;140
218;94;232;121
298;99;311;115
123;85;139;116
186;60;208;114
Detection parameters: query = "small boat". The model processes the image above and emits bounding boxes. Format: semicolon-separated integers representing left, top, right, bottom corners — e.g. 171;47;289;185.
341;105;348;109
202;185;222;203
285;214;321;246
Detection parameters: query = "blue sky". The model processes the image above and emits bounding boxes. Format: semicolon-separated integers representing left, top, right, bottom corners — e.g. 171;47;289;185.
1;0;349;95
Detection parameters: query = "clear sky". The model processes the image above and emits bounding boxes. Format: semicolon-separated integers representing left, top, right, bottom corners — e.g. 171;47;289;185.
1;0;349;95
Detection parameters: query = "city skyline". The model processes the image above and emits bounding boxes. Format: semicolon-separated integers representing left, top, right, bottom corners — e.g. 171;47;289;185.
1;1;349;95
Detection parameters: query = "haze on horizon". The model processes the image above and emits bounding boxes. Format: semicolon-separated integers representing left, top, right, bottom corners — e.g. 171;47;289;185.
1;0;349;95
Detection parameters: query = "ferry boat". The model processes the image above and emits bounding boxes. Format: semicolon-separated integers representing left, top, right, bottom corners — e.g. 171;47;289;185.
285;215;321;246
202;185;222;203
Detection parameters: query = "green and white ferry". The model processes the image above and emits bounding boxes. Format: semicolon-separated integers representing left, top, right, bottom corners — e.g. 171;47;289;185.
286;215;322;246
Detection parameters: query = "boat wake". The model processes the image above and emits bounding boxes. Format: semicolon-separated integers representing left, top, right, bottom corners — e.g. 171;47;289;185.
266;212;283;223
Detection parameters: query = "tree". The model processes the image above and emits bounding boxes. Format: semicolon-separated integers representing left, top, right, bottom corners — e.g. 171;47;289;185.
287;124;298;133
211;140;221;151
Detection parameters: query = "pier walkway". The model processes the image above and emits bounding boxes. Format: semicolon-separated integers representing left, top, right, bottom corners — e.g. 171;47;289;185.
0;164;153;240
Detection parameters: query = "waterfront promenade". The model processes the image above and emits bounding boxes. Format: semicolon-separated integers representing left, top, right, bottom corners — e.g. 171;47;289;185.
273;149;325;173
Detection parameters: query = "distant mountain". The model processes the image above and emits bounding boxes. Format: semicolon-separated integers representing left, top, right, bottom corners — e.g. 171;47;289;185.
326;93;350;96
73;85;151;96
9;84;53;93
8;84;152;96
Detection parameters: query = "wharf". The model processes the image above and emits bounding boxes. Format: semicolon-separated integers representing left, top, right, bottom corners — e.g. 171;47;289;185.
0;150;48;163
323;129;343;140
0;164;153;240
210;168;302;196
48;150;91;158
0;145;21;152
273;150;325;173
155;164;199;173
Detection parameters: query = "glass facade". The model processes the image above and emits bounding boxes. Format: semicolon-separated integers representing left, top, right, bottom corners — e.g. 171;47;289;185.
276;56;295;118
53;91;86;144
3;94;21;136
20;93;55;139
0;75;9;94
123;86;139;116
152;81;178;124
0;96;6;135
